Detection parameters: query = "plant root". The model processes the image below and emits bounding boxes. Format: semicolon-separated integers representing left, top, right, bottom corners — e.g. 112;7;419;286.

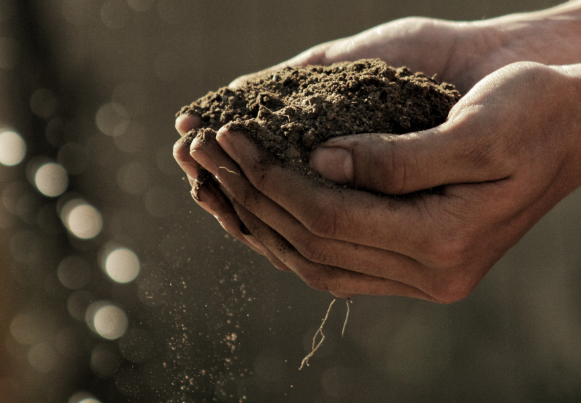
299;298;353;370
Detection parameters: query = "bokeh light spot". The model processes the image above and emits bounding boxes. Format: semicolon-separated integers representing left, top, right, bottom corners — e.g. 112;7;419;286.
105;248;140;283
2;181;27;213
91;303;129;340
62;199;103;239
68;391;101;403
28;343;58;373
0;130;26;166
67;290;95;321
117;162;148;194
113;122;147;153
96;102;130;137
30;88;58;118
34;162;68;197
10;313;43;345
91;344;120;378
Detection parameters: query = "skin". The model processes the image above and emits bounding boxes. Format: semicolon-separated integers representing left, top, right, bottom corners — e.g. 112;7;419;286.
175;2;581;302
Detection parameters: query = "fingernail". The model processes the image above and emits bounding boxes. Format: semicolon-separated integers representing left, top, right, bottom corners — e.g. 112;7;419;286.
310;147;353;184
175;113;200;137
191;149;218;176
216;128;240;163
175;114;190;136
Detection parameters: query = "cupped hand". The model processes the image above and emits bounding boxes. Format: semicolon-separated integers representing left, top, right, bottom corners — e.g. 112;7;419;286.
186;62;581;302
174;11;563;256
228;16;546;94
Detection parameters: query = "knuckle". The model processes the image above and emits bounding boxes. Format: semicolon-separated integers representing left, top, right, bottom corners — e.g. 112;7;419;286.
243;155;272;190
295;238;337;267
303;199;339;238
461;131;514;175
422;234;480;303
428;231;472;268
432;274;475;304
239;187;259;210
510;61;548;80
380;141;415;195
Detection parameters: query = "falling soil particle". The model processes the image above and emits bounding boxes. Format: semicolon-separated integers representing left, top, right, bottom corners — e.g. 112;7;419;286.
178;59;461;188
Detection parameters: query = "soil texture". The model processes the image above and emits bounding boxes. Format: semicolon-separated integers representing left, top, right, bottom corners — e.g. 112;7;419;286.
178;59;461;188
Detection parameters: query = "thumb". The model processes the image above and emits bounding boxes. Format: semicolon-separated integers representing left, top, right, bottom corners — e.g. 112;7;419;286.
309;123;509;195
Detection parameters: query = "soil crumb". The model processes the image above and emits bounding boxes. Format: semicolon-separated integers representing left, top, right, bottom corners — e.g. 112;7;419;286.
178;59;461;187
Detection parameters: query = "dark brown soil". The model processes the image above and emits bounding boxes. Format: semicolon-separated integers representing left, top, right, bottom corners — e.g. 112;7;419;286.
178;59;461;189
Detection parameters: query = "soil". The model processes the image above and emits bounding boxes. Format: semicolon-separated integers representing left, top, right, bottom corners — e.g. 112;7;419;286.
178;59;461;189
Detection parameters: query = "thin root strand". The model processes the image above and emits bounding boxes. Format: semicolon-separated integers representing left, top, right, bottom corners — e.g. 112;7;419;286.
342;298;352;338
218;166;239;175
299;299;336;370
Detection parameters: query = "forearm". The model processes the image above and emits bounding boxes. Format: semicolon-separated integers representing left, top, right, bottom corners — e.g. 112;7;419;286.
478;1;581;66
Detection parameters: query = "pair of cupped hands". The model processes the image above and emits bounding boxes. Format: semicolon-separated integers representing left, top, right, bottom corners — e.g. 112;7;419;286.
174;17;581;302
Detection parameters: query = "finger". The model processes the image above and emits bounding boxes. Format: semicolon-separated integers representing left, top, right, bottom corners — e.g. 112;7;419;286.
194;178;269;258
184;131;291;270
192;133;430;289
218;185;293;273
261;247;294;273
174;136;201;179
215;129;438;254
175;136;268;257
230;198;436;300
309;115;513;195
175;113;201;137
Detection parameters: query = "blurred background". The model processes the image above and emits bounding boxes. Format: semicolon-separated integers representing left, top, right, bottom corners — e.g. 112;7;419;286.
1;0;580;402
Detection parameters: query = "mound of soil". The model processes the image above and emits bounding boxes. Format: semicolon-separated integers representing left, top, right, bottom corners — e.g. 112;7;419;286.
178;59;461;187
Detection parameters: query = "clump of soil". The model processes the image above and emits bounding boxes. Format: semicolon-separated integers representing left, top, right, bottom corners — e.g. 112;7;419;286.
178;59;461;187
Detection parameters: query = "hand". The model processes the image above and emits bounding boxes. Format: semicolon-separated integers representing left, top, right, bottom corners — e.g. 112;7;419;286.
173;14;535;235
186;62;581;302
228;8;581;95
174;4;581;299
229;18;492;94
